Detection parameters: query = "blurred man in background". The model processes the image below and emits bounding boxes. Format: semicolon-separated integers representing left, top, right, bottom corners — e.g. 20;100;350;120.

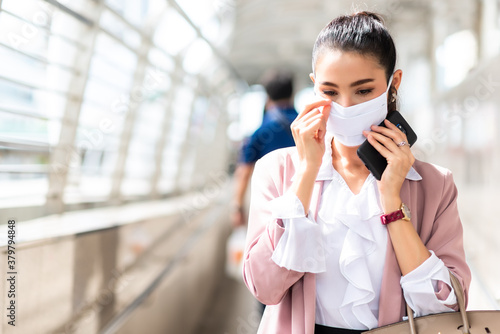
231;70;297;227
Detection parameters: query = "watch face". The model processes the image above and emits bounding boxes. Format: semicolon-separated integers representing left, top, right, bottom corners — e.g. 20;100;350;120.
402;203;411;220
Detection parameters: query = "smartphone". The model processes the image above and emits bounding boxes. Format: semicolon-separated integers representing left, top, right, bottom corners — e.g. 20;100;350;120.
357;110;417;180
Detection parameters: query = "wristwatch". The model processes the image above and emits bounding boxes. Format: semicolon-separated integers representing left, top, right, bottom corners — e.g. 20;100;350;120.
380;202;411;225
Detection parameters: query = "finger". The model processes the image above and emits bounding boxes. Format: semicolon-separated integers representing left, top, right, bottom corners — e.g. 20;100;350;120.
300;113;323;128
320;103;331;122
291;110;322;134
302;117;324;134
365;131;403;156
316;107;329;140
292;107;327;133
293;114;324;142
365;132;414;167
296;99;331;120
370;121;408;143
384;119;410;144
383;120;413;148
297;118;324;140
297;108;322;123
366;132;416;177
383;119;402;132
365;133;393;158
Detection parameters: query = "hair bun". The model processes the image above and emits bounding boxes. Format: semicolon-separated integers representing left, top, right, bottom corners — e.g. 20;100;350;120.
311;10;396;92
355;11;385;25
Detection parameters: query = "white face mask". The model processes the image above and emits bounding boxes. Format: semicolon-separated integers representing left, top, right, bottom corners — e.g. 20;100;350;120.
326;75;394;147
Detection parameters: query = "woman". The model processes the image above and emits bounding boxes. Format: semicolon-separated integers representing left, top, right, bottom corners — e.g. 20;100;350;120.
242;11;471;334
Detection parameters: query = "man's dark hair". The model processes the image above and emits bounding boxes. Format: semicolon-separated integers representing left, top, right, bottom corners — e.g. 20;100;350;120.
260;69;294;102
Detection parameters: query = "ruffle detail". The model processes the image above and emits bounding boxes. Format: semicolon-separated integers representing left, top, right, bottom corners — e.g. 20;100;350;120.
270;192;306;219
270;193;327;273
319;169;382;221
337;213;379;328
317;169;385;329
271;215;327;273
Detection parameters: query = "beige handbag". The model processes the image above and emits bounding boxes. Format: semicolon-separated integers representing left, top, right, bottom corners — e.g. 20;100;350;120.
364;273;500;334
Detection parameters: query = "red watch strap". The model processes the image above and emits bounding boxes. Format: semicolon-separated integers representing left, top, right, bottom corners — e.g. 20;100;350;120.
380;209;404;225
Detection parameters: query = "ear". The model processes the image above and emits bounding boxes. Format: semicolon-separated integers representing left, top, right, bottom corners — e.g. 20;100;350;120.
309;73;315;84
392;69;403;90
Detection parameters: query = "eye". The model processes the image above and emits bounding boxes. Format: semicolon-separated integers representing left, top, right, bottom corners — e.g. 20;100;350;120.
321;90;337;97
357;89;373;95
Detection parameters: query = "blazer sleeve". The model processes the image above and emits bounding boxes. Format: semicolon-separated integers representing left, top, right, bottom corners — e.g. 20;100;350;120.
242;152;305;305
421;169;472;309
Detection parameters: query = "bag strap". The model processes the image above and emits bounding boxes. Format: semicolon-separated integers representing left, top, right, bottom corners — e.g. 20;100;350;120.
406;271;470;334
406;303;417;334
449;272;470;334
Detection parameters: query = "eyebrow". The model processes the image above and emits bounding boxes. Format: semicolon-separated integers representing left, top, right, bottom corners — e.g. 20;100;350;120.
319;78;375;87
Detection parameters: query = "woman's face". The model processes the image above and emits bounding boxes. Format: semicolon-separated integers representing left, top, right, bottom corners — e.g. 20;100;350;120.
310;50;400;107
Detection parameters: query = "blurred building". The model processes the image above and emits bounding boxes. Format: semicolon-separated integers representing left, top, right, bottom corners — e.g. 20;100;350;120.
0;0;499;333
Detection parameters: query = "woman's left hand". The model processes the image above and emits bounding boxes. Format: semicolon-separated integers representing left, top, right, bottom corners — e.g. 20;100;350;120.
363;119;415;212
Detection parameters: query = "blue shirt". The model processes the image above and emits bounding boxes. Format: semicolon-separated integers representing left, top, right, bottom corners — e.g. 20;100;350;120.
239;106;297;164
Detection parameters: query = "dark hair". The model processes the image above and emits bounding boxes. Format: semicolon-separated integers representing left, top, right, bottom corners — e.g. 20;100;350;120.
312;12;398;111
260;69;294;101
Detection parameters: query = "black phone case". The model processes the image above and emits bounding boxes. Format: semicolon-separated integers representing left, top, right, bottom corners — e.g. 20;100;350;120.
356;110;417;180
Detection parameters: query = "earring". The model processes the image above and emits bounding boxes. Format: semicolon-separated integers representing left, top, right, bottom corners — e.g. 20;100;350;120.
391;92;397;103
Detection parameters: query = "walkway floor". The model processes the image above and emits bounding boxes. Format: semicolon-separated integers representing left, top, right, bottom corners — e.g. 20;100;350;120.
197;271;261;334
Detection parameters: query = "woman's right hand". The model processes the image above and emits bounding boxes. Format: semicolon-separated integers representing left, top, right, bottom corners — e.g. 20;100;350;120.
291;99;331;171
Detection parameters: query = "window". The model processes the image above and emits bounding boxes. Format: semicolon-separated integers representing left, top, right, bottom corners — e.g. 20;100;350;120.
176;95;209;190
121;69;171;196
64;31;137;203
0;0;240;220
158;85;195;194
154;9;196;56
436;30;477;89
0;0;87;206
183;38;213;74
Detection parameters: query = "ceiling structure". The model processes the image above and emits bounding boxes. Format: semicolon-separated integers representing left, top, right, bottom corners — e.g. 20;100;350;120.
227;0;483;91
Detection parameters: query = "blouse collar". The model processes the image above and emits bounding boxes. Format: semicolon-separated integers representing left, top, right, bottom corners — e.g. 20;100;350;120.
293;132;423;182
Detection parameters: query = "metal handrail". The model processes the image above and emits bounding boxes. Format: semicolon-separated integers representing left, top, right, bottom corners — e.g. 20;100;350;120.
0;137;51;151
98;198;225;334
0;164;50;173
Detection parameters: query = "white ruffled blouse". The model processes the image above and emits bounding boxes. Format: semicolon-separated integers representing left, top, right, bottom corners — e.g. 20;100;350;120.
270;134;456;330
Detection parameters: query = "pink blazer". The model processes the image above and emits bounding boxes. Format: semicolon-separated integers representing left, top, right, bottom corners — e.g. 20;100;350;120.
243;146;471;334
